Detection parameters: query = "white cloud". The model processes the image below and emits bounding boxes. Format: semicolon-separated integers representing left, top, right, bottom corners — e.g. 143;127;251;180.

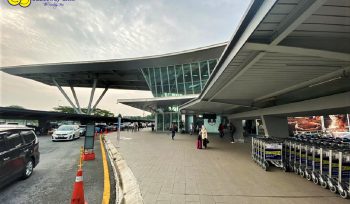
0;0;251;115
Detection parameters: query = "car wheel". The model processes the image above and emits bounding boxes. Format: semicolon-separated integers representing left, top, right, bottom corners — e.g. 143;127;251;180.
22;159;34;179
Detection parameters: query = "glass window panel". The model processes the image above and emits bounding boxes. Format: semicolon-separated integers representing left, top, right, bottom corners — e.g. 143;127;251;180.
200;61;209;81
161;67;169;96
175;65;185;95
154;67;162;97
171;112;179;125
191;63;201;94
142;68;149;84
150;68;157;97
168;66;177;95
164;113;171;131
6;132;23;149
0;133;6;153
183;64;193;95
157;114;163;131
201;79;208;88
208;59;217;75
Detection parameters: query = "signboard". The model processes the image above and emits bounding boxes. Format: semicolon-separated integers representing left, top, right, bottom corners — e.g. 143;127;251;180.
203;114;216;120
84;124;95;150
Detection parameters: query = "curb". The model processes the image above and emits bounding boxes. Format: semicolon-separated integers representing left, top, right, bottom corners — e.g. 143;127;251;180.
104;137;144;204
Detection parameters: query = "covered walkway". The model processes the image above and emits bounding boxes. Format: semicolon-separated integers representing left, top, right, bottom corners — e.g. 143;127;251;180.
108;130;347;204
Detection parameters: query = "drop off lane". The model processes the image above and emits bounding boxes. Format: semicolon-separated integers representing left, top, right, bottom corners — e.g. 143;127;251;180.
0;136;106;204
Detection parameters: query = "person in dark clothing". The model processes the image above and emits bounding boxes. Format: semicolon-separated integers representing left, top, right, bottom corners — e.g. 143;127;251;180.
138;122;141;131
171;123;177;140
218;123;225;138
229;122;236;143
151;123;155;131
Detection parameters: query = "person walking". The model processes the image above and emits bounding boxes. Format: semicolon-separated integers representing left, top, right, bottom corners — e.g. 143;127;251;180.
201;125;209;149
190;123;193;135
171;123;177;140
151;123;155;131
229;122;236;143
218;123;225;138
197;129;202;149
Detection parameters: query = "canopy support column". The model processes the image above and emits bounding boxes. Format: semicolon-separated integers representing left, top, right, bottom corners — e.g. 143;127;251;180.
52;78;80;114
70;85;82;114
91;86;109;113
87;79;98;115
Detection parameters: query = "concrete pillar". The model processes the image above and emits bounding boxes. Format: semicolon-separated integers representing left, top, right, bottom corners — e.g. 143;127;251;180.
261;115;289;138
230;119;243;140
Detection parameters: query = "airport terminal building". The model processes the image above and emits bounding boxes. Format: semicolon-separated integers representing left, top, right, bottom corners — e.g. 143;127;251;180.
2;0;350;137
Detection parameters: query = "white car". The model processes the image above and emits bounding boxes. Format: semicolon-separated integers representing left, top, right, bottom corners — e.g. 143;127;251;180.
52;125;80;141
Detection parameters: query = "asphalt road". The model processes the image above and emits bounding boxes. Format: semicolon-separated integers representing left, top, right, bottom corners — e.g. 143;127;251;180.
0;135;110;204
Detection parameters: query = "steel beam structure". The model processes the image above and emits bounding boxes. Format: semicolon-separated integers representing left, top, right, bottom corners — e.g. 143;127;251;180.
87;79;97;115
52;78;80;114
70;85;82;114
91;86;109;112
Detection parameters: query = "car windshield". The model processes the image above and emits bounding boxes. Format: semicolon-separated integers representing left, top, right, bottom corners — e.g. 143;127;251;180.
57;126;74;131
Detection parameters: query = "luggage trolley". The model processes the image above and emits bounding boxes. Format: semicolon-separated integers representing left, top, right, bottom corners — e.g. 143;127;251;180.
298;143;307;177
300;144;313;179
337;150;350;199
327;149;340;194
311;146;321;183
263;139;284;171
286;140;297;172
283;139;292;172
293;142;302;174
257;138;265;168
312;147;328;188
251;137;261;163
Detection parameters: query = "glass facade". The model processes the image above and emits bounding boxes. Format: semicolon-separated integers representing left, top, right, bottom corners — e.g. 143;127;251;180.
141;59;217;98
141;59;218;132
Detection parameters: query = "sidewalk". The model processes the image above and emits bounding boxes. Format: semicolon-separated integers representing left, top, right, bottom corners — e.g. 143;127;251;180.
84;136;115;204
108;130;347;204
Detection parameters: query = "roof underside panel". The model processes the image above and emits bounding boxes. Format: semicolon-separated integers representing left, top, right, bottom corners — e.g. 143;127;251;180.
1;44;226;90
182;0;350;116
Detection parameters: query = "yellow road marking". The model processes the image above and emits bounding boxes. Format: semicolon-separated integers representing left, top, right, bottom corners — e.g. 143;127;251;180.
100;134;110;204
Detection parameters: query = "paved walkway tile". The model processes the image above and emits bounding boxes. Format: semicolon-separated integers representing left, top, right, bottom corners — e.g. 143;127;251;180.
108;130;349;204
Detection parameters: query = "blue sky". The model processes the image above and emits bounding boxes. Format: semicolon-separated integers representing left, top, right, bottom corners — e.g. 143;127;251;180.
0;0;251;115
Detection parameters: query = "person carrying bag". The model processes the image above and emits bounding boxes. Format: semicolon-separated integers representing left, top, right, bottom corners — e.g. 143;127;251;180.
197;131;202;149
201;125;209;149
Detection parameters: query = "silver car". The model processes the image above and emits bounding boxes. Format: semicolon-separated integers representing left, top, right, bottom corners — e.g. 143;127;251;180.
52;125;80;141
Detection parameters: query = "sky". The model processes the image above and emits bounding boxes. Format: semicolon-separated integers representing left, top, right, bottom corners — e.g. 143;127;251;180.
0;0;252;116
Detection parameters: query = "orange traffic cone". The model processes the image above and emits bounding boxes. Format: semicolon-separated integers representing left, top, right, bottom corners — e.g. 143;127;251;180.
71;168;87;204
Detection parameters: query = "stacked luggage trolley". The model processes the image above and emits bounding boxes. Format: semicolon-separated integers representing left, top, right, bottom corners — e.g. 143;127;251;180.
251;137;285;171
251;134;350;199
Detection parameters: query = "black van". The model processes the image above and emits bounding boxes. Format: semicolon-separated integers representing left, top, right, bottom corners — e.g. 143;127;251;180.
0;125;40;188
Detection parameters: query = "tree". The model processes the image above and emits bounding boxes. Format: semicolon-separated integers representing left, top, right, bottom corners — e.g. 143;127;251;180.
7;105;25;109
53;106;114;117
125;113;155;120
53;106;76;114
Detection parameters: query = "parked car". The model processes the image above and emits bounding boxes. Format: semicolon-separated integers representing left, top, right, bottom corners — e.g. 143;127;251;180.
95;124;108;133
26;125;43;136
79;125;86;136
52;125;80;141
0;125;40;188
